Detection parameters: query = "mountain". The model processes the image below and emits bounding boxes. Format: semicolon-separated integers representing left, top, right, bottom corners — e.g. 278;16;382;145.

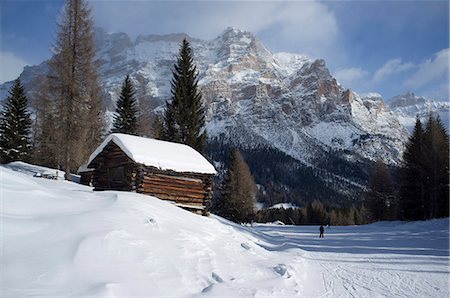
388;92;450;132
0;27;409;206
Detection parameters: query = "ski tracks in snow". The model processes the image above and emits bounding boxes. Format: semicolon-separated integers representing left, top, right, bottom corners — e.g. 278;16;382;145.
247;224;449;298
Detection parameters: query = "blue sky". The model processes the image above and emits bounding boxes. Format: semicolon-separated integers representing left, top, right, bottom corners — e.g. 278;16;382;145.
1;0;449;101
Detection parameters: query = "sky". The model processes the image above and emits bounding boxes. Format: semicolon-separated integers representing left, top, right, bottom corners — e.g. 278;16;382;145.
0;0;449;101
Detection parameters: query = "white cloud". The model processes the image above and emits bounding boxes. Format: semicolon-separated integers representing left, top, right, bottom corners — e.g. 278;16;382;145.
91;1;339;59
405;48;449;89
334;67;369;89
373;58;414;82
0;52;28;83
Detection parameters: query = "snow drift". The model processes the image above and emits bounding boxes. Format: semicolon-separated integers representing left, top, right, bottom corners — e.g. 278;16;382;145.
1;163;448;297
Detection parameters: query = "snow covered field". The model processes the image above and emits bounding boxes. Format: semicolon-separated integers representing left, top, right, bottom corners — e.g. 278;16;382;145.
1;164;449;297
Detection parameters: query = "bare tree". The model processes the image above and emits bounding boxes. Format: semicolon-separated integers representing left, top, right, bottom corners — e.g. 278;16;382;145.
44;0;104;179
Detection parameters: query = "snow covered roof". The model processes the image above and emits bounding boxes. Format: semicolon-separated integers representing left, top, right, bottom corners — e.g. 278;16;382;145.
78;163;94;173
87;133;217;175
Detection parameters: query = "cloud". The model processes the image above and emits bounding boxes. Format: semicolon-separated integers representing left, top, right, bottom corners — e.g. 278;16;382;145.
373;58;414;82
91;1;339;58
404;48;449;89
334;67;369;89
0;52;28;83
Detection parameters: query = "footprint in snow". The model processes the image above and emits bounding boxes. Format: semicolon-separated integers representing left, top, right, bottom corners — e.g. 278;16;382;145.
144;217;159;229
241;242;251;250
273;264;292;278
212;272;223;283
202;273;224;293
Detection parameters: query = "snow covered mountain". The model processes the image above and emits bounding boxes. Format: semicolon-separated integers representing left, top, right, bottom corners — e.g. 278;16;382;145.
0;27;411;203
0;27;407;165
388;92;450;132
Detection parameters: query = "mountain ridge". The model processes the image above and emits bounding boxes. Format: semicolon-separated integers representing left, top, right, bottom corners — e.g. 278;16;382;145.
0;27;414;204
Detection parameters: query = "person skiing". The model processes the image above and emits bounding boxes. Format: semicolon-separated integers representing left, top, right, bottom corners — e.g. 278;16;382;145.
319;225;324;238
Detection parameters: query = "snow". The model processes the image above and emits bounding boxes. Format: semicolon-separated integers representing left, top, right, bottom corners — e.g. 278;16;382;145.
270;203;299;209
87;133;217;175
273;52;310;76
3;161;79;181
1;164;449;297
360;92;383;99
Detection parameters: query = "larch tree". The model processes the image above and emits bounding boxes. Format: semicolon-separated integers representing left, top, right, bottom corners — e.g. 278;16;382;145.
162;38;206;152
111;75;139;135
43;0;104;180
33;76;60;168
215;149;257;223
0;78;32;163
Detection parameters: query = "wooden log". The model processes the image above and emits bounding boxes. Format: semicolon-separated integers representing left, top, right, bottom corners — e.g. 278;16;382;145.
141;181;205;194
138;187;206;200
142;179;204;190
142;192;205;205
142;182;205;193
142;175;203;186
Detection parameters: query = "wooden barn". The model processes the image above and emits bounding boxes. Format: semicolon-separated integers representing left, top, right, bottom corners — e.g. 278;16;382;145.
83;133;217;215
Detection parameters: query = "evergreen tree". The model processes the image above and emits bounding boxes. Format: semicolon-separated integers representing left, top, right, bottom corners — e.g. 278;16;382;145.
422;115;449;218
151;115;165;139
399;115;449;220
366;160;395;221
43;0;104;180
162;38;206;152
399;118;425;220
0;79;32;163
111;75;138;135
215;149;257;223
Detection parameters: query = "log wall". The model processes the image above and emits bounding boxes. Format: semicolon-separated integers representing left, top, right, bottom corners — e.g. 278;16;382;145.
88;141;214;215
89;142;137;191
137;167;213;215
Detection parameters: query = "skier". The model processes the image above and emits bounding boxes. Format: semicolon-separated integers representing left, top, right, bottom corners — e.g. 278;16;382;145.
319;225;324;238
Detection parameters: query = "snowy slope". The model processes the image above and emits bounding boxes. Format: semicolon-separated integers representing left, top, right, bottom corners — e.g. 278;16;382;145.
2;163;449;297
0;27;407;166
1;164;298;297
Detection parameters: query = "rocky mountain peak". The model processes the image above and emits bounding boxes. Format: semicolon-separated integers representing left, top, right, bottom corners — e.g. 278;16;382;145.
388;92;449;132
1;27;409;167
219;27;255;43
389;92;426;108
215;27;272;67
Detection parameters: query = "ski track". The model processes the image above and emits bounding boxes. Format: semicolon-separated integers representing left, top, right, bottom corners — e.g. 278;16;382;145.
245;224;450;298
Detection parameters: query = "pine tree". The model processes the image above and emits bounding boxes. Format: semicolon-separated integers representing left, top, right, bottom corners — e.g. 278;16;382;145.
162;38;206;152
398;115;449;220
111;75;138;135
399;118;426;220
44;0;104;180
0;79;32;163
215;149;257;223
366;160;394;221
422;114;449;218
151;115;165;139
